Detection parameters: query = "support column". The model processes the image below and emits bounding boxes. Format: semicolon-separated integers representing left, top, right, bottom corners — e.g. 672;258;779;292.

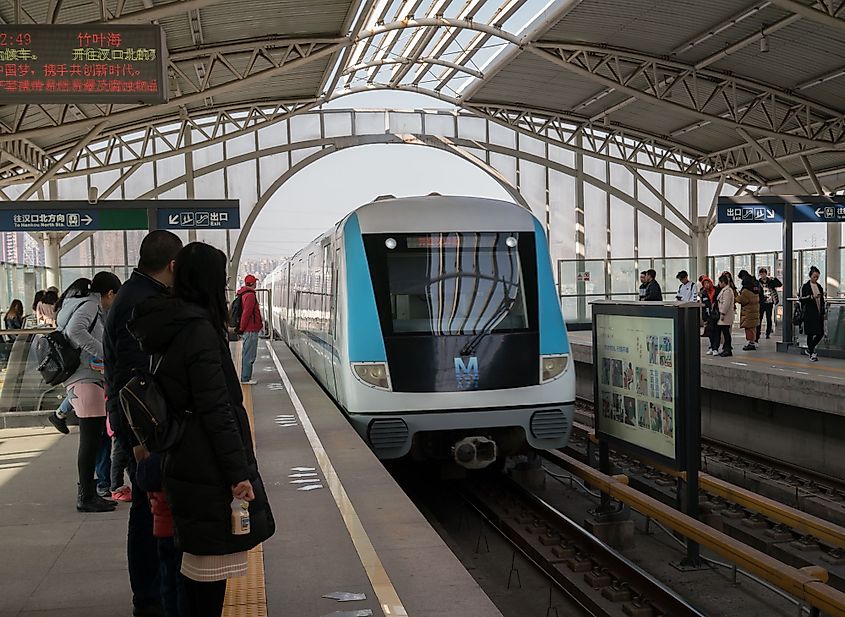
42;232;62;289
691;217;709;278
185;128;198;243
827;222;841;299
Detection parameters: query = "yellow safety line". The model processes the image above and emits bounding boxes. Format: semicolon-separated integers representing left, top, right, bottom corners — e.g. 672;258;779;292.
221;381;268;617
266;342;408;617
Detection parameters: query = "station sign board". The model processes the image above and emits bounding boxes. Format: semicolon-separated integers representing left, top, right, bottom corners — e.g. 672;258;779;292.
718;197;845;224
157;206;240;230
0;24;167;104
0;200;239;232
0;207;147;231
592;302;700;469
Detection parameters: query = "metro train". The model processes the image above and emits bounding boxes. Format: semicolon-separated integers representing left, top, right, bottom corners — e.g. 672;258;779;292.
263;195;575;469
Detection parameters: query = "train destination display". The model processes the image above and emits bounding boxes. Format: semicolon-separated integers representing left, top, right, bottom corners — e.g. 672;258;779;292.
0;25;166;103
595;313;677;462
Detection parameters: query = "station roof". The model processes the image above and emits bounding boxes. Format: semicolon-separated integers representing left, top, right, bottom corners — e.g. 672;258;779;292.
3;0;845;193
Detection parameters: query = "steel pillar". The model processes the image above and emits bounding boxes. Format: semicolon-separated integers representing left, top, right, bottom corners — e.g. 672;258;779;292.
42;232;62;289
692;217;709;278
827;222;842;299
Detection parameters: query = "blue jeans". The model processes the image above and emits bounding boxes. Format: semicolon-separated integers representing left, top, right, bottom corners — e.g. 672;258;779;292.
241;331;259;382
56;395;74;418
95;425;111;492
158;537;187;617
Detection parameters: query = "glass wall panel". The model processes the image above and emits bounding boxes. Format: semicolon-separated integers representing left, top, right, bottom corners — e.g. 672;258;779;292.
489;122;516;148
664;232;689;258
519;134;545;157
195;170;225;199
94;232;125;266
123;162;155;199
697;179;720;217
609;260;638;298
490;152;516;186
664;175;689;218
549;171;576;264
457;116;486;140
520;160;546;223
155;155;185;188
423;113;455;138
610;164;634;196
388;112;422;134
289;114;322;142
637;212;662;258
549;144;575;168
584;156;606;182
259;153;288;196
584;184;607;260
226;161;259;220
609;197;634;258
258;122;287;148
324;112;353;138
225;132;255;158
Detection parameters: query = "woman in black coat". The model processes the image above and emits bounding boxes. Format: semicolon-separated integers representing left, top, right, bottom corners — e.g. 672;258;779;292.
129;242;274;617
800;265;826;362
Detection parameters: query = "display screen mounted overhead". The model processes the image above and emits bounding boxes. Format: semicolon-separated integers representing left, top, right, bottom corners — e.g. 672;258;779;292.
0;24;167;104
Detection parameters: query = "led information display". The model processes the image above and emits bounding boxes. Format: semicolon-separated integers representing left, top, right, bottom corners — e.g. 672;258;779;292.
595;313;677;461
0;24;167;103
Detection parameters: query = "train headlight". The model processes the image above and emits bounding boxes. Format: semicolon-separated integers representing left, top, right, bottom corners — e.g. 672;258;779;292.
385;238;397;250
540;354;568;383
506;236;518;248
352;362;392;390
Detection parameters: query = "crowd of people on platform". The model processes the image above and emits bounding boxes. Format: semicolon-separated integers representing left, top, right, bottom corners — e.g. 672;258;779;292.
7;231;275;617
638;265;825;361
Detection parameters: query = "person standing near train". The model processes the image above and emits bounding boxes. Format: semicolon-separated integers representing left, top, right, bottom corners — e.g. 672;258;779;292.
800;266;825;362
234;274;263;385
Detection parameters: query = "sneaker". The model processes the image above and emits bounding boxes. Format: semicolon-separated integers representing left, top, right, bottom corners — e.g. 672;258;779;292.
111;486;132;502
810;353;819;362
718;350;733;357
704;349;712;355
97;485;112;498
47;413;69;435
742;344;756;351
241;380;258;385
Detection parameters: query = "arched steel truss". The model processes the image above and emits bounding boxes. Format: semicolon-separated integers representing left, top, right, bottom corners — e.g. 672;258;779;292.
3;14;845;191
47;107;703;281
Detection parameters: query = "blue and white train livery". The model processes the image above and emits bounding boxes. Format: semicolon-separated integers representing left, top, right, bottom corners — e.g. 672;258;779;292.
264;195;575;468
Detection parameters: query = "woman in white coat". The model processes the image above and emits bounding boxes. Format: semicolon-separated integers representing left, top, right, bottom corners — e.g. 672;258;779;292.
55;272;122;512
716;273;736;357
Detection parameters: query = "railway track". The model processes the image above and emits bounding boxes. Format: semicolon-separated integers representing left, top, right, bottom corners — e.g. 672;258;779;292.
565;400;845;594
458;475;708;617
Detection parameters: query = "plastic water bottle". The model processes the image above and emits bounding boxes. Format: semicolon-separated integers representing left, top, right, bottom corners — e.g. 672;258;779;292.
231;498;250;535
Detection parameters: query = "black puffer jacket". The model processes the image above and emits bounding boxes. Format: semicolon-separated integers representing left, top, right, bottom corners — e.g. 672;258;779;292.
129;297;275;555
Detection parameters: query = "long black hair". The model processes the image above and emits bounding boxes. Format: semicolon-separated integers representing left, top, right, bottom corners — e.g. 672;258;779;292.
6;299;22;320
55;272;121;313
172;242;229;334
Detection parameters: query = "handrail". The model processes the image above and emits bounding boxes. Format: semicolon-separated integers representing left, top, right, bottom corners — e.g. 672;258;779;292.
544;450;845;616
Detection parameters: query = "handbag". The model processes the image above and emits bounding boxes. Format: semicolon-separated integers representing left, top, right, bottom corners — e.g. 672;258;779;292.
793;302;805;327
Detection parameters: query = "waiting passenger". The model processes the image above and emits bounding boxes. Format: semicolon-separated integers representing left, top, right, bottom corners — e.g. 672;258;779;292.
736;270;761;351
31;289;44;319
756;267;782;341
4;299;23;331
129;242;275;617
56;273;122;512
638;271;648;301
641;269;663;301
700;277;720;355
716;273;735;357
104;229;183;617
800;266;825;362
37;288;59;327
235;274;263;385
675;271;697;302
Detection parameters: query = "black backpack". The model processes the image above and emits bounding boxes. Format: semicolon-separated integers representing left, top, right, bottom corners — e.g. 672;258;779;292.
229;293;244;331
119;354;185;453
35;304;98;386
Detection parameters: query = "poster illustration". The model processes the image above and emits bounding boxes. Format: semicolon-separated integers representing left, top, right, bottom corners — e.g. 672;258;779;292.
595;314;677;461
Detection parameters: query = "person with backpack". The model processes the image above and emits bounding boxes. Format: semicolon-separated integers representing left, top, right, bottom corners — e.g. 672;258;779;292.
128;243;274;617
233;274;263;385
55;273;122;512
104;230;182;617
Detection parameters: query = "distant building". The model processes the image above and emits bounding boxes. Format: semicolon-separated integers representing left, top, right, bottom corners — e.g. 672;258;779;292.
238;258;282;284
1;232;45;266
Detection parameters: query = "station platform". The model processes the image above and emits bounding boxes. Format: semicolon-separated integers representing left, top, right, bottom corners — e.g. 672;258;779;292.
0;342;501;617
568;329;845;479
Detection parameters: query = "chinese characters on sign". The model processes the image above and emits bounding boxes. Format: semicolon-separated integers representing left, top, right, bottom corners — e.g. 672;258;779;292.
0;209;100;231
717;204;785;224
793;204;845;223
595;314;677;462
0;25;166;103
157;208;240;230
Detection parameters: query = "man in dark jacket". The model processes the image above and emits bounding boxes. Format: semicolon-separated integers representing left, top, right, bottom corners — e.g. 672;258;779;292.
236;274;263;384
756;267;782;341
104;230;182;617
638;271;648;301
642;269;663;301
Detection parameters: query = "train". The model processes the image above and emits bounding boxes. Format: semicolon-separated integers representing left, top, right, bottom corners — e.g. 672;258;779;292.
263;195;575;469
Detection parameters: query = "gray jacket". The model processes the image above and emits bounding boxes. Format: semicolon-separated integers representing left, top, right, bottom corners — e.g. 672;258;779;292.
56;293;105;386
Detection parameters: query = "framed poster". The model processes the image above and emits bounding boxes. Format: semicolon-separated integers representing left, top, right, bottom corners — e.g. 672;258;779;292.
592;301;700;470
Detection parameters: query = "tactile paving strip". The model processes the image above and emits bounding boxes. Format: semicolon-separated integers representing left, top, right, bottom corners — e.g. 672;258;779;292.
222;546;267;617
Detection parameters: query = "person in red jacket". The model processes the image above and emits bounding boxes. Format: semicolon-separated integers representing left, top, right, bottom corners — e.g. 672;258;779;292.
237;274;263;384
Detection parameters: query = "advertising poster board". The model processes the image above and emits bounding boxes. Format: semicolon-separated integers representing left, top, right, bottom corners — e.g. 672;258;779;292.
592;301;700;470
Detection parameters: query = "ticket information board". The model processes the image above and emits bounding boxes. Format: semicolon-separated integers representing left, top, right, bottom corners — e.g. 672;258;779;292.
592;302;700;470
0;25;166;103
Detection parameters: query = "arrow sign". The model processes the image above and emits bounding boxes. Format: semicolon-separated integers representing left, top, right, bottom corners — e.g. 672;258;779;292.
816;207;824;218
81;214;93;226
168;214;179;225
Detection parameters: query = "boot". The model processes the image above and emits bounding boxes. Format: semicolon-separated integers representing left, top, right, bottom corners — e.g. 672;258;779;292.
77;482;116;513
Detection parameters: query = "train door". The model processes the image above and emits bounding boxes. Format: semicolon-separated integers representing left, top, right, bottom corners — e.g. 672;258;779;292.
321;240;337;397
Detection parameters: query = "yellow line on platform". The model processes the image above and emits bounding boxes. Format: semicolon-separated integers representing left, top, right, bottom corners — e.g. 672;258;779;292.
221;380;267;617
267;342;408;617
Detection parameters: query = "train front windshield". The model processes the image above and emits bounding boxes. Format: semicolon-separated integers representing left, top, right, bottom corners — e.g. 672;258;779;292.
364;232;540;392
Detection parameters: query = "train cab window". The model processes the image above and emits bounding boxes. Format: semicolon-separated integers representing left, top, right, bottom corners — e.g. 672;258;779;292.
364;232;536;336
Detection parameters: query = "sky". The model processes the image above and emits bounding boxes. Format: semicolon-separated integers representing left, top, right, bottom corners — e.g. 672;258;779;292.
241;90;834;262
